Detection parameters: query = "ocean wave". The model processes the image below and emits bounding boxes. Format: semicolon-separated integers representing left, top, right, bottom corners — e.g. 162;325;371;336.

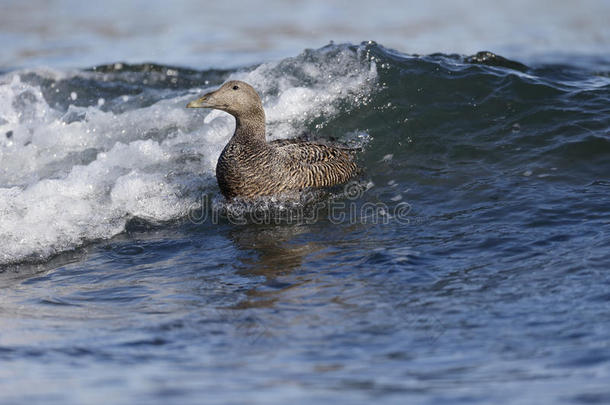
1;42;609;265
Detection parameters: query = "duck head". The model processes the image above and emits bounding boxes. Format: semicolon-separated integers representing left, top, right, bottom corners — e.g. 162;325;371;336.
186;80;264;120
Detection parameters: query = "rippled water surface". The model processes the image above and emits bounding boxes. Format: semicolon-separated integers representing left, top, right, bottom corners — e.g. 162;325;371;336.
1;35;610;405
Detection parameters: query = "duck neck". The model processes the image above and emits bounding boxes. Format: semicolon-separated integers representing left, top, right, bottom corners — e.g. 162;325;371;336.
232;110;266;145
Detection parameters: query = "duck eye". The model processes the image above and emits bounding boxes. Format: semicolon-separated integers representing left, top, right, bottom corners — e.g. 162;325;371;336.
232;85;239;90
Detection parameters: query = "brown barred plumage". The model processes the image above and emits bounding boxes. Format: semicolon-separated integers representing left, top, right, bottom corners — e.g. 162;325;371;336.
187;80;360;199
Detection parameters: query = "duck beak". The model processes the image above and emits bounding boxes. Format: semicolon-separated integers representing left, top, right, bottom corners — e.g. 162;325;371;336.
186;92;215;108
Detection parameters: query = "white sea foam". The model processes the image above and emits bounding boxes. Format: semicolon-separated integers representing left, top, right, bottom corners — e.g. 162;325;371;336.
0;47;376;265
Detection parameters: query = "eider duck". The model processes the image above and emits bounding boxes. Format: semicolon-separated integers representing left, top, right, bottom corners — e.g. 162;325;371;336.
187;80;359;199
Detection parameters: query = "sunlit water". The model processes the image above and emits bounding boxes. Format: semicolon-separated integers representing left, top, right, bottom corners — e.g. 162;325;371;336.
1;7;610;404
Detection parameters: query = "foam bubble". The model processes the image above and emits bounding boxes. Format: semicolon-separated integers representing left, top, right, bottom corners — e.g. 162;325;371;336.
0;45;377;265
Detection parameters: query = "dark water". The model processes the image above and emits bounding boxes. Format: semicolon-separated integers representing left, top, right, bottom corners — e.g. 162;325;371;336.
1;43;610;404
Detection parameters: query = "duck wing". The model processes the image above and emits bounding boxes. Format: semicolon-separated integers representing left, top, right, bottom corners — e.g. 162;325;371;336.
270;138;361;156
271;139;360;187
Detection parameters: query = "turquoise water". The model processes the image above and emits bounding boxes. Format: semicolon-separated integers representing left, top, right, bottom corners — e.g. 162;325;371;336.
1;2;610;404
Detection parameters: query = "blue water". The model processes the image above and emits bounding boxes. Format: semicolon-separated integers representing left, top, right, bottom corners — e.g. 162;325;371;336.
1;2;610;404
